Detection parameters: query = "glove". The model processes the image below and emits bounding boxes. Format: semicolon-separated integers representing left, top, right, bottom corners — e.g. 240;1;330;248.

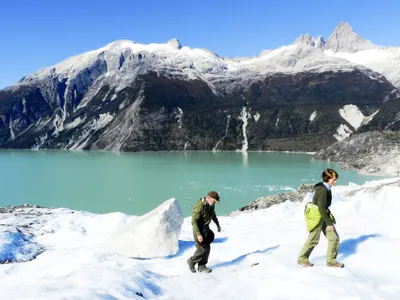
217;225;221;232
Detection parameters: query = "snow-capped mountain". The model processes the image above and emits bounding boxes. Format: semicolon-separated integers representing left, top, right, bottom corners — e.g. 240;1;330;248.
324;21;376;53
323;22;400;87
290;22;400;88
293;34;325;49
0;22;398;152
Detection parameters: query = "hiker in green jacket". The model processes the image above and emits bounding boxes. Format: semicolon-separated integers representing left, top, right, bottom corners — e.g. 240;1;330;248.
298;168;344;268
186;191;221;273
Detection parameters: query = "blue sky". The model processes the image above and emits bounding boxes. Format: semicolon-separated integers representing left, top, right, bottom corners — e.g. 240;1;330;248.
1;0;400;89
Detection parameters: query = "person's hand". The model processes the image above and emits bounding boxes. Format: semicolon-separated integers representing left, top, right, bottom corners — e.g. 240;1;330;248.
217;225;221;232
197;235;203;243
327;225;335;232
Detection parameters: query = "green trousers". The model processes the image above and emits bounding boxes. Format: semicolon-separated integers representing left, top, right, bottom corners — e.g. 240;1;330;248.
189;234;211;266
298;221;340;264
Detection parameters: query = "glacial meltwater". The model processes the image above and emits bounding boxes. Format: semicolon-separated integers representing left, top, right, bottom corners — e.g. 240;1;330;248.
1;150;384;216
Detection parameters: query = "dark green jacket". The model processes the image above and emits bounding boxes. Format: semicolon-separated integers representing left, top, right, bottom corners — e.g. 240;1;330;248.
312;182;333;226
191;198;220;237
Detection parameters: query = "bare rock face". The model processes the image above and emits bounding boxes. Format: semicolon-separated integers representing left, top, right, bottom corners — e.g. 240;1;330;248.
109;198;183;258
313;131;400;176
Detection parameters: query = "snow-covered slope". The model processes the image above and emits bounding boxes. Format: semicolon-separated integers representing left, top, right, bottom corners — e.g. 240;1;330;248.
325;46;400;87
1;177;399;299
13;38;228;96
225;44;358;75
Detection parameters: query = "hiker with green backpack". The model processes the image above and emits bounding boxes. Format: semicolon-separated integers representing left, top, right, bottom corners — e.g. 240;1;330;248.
298;168;345;268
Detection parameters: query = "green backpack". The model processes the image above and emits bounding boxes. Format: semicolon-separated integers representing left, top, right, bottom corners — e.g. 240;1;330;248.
304;202;322;232
304;202;336;232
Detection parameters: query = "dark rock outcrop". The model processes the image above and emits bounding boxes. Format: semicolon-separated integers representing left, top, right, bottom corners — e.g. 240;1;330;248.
359;97;400;131
234;184;314;214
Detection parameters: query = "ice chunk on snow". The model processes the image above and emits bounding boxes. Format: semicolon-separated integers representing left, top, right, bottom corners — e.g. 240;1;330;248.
109;198;183;258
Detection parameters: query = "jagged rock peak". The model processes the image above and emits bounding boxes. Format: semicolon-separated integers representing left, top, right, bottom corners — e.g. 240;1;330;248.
325;21;375;53
293;33;325;49
166;38;182;50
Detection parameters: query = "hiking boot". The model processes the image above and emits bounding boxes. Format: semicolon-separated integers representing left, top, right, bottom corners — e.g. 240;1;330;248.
198;265;212;273
297;260;314;267
327;261;345;268
186;258;196;273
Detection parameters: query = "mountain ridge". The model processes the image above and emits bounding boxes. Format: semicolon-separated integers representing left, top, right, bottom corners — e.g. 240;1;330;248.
6;21;399;94
0;22;398;153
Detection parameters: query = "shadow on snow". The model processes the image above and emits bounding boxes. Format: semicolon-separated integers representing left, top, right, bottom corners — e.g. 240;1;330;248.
210;245;280;269
338;233;381;260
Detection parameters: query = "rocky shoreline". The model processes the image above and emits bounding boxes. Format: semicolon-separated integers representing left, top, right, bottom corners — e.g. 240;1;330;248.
0;205;67;235
233;176;400;214
230;184;315;214
313;131;400;177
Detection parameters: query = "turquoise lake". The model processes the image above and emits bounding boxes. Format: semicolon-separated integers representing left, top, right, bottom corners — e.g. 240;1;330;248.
1;150;385;217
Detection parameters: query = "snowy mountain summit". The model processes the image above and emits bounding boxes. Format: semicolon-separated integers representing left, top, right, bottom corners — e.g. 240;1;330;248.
324;21;375;53
293;33;325;48
293;22;375;53
166;38;182;50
